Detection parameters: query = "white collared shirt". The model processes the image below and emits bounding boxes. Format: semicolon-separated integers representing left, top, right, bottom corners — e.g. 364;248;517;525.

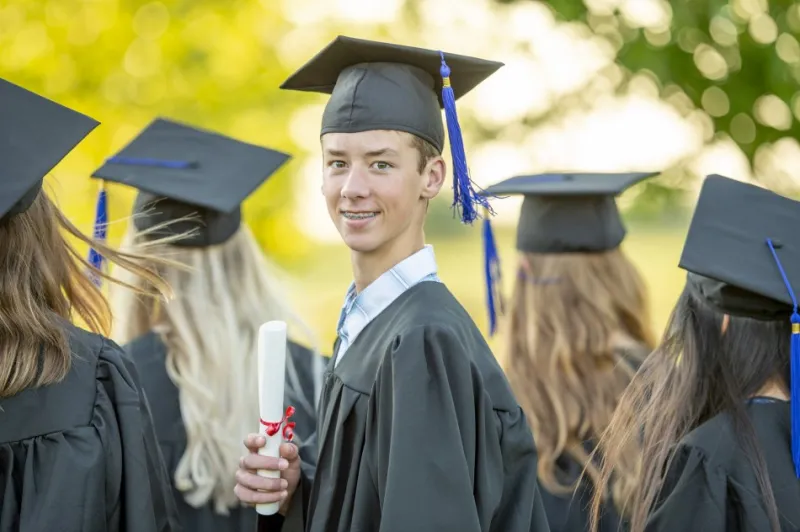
334;245;441;366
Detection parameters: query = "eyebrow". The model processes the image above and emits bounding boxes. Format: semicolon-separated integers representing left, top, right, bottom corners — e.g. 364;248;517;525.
364;148;399;158
323;148;399;158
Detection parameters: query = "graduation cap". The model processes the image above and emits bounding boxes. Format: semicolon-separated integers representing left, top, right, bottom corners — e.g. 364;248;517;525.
476;171;659;335
280;35;503;224
0;78;98;221
90;118;291;247
679;174;800;478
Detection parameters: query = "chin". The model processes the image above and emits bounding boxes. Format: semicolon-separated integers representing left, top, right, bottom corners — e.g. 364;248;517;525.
340;231;384;253
342;237;381;253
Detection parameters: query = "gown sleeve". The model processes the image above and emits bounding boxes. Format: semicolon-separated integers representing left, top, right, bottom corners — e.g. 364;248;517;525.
97;339;183;531
361;324;540;532
645;444;727;530
284;341;326;482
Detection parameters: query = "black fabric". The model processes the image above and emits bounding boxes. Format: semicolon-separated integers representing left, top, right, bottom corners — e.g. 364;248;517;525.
132;193;243;248
481;172;658;253
125;331;324;532
647;401;800;531
516;195;626;253
0;322;181;531
4;180;43;217
686;272;790;321
0;78;98;220
259;281;550;532
280;36;502;152
679;174;800;320
538;448;623;532
91;117;290;247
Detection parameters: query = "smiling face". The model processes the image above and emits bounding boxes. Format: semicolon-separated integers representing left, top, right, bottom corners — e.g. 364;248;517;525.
321;130;445;260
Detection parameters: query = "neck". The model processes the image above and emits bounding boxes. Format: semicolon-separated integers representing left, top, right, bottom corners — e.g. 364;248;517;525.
752;379;789;401
351;233;425;293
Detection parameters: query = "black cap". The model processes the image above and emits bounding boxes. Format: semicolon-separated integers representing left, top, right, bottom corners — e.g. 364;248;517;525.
280;35;503;152
482;172;659;253
681;174;800;321
91;118;291;247
1;78;99;221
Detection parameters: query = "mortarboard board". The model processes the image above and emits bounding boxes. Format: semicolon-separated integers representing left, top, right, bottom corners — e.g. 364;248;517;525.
678;174;800;478
476;171;659;336
0;78;99;221
280;35;503;224
680;174;800;320
91;118;291;247
482;171;660;253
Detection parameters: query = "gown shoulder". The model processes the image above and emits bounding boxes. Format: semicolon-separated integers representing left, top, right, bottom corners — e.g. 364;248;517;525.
0;322;181;532
648;401;800;531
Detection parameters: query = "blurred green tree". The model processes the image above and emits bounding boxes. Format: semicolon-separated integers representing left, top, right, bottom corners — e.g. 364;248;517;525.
491;0;800;189
0;0;315;262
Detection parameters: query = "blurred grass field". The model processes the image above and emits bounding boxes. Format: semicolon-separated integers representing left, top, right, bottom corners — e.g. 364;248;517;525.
288;221;690;364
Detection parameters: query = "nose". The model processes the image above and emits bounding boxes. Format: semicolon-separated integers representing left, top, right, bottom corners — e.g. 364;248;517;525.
341;166;370;200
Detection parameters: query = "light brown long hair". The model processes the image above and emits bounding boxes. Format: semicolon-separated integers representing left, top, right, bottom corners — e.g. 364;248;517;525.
0;188;171;399
590;284;786;532
505;248;655;507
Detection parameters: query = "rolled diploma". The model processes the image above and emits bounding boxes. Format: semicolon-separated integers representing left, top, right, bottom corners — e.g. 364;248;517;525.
256;320;287;516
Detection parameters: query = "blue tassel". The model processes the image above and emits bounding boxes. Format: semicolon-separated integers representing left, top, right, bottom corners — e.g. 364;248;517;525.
766;238;800;477
106;156;195;169
482;209;503;336
792;313;800;478
439;52;493;225
87;183;108;287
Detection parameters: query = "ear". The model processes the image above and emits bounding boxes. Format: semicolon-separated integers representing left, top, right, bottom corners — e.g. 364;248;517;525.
420;156;446;200
721;313;730;334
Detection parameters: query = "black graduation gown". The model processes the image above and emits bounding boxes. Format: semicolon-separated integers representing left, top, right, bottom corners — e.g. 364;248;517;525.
126;331;324;532
538;345;648;532
0;323;181;532
647;400;800;531
537;445;623;532
260;281;551;532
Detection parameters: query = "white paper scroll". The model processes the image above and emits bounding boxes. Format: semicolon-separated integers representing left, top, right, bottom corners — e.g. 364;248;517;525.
256;320;287;516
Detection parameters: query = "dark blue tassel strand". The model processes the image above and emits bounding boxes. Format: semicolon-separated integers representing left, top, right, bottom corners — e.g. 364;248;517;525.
106;156;195;169
87;184;108;287
766;238;800;477
482;209;503;336
792;314;800;478
439;52;492;225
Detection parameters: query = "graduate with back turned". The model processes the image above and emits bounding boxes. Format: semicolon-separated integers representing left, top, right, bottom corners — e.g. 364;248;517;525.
479;172;658;532
89;118;326;532
0;79;181;530
232;36;551;532
591;175;800;531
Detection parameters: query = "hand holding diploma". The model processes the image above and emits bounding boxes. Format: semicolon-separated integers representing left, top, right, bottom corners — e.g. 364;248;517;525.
231;320;302;516
234;435;301;514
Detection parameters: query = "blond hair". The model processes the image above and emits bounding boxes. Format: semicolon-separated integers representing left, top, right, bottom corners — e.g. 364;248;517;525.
111;224;320;514
505;249;654;509
0;188;171;398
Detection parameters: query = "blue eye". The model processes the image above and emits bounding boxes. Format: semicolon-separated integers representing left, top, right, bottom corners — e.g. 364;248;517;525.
329;160;346;169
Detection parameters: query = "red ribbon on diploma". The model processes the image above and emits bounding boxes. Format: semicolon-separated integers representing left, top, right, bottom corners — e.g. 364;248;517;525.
260;406;296;441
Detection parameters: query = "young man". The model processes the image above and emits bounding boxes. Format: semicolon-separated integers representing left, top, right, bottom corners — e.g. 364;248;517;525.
234;36;550;532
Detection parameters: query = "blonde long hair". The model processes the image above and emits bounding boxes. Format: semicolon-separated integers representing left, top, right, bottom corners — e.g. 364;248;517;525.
505;249;655;509
111;224;321;514
0;188;171;398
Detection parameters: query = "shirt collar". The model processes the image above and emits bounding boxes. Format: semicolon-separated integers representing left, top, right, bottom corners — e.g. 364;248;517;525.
337;244;438;345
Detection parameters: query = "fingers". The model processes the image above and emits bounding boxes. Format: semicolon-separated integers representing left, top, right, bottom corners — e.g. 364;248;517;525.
239;453;289;472
280;442;299;461
243;433;266;452
235;468;289;492
233;482;288;505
